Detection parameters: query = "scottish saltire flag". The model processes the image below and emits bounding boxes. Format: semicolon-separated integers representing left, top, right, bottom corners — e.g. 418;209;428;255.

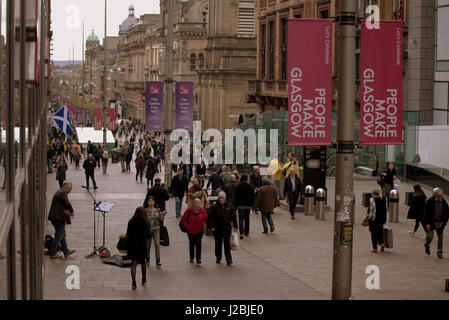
53;105;73;135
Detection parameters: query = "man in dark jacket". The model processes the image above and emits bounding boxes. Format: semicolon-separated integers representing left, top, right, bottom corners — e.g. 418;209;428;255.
82;153;98;190
284;167;302;220
234;174;255;239
207;192;238;265
424;188;449;258
47;182;76;259
223;175;238;206
206;167;222;195
144;178;169;212
170;168;189;218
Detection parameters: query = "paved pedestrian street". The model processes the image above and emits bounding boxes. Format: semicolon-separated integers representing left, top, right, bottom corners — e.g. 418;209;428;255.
40;160;449;300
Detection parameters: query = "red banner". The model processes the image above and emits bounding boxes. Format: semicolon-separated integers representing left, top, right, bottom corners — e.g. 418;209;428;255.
360;21;403;145
94;108;102;130
288;19;333;146
107;108;116;131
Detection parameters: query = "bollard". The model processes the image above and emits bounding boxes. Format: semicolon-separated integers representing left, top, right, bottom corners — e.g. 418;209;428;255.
304;185;315;216
315;188;326;220
389;189;399;223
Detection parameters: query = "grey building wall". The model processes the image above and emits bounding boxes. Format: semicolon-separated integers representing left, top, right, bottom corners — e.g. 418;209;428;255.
407;0;436;125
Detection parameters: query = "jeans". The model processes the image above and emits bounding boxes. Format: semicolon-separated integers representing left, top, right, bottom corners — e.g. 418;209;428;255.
214;232;232;263
425;223;445;254
49;220;69;256
47;158;53;173
261;212;274;232
120;159;125;172
102;159;108;174
126;161;131;172
238;209;250;235
85;172;97;189
274;180;281;197
175;196;183;217
187;232;203;262
75;159;80;169
146;229;161;262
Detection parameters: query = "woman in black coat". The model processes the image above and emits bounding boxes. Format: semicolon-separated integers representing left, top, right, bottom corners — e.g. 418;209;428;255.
126;207;150;290
407;184;427;236
367;189;387;253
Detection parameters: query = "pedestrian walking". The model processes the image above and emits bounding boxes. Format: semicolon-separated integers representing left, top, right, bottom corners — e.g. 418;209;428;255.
144;178;169;212
207;192;238;265
234;174;255;239
145;155;159;188
135;154;145;183
187;181;209;209
407;184;427;236
74;148;81;169
283;167;301;220
206;167;222;196
170;168;189;218
256;179;278;234
101;146;109;174
94;144;102;168
47;182;76;259
119;144;127;172
144;196;166;267
126;145;133;172
223;175;238;206
281;155;300;177
196;159;207;188
366;190;387;253
126;207;150;290
181;198;208;265
269;157;282;198
381;162;397;205
424;188;449;258
82;154;98;190
55;155;68;188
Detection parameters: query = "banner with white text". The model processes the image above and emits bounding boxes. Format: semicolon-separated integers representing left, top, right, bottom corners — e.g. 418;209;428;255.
288;19;333;146
360;21;403;145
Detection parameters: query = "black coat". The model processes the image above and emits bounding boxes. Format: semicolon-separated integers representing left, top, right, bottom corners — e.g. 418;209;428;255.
207;202;237;235
369;197;387;231
126;216;150;261
234;182;255;207
170;174;189;198
424;196;449;227
196;164;207;176
407;192;426;220
283;175;302;197
207;173;223;192
223;182;237;205
83;158;96;175
144;184;169;212
250;173;262;189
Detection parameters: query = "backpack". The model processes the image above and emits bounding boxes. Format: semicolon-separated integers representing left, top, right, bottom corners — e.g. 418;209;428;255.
102;151;109;159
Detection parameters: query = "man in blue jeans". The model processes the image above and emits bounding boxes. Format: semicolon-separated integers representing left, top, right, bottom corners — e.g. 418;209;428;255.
234;174;255;239
47;182;76;259
170;167;189;218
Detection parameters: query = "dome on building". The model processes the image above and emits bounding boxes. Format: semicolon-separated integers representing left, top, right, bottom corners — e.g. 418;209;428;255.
119;4;138;32
86;30;99;42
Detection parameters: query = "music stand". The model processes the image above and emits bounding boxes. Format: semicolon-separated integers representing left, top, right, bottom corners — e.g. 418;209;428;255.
84;187;114;258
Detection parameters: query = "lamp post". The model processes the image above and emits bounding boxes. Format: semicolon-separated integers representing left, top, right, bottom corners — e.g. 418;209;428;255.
103;0;107;146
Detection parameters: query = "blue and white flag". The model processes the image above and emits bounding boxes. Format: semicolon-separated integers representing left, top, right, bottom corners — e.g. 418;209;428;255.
53;105;73;135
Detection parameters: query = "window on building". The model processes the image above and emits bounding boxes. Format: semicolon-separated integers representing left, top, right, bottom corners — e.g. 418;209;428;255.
190;53;196;71
238;0;255;37
320;10;329;19
294;13;301;18
261;24;266;79
199;53;205;69
281;18;288;80
268;20;274;79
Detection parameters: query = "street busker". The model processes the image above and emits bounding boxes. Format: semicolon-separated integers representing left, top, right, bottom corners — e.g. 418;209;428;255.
255;179;279;234
407;184;427;236
424;188;449;258
181;198;208;265
126;206;151;290
144;196;166;268
170;168;189;218
82;154;98;190
366;189;387;253
234;174;255;239
207;192;238;266
283;167;301;220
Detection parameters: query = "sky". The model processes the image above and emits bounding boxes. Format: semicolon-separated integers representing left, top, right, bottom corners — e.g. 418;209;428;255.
51;0;160;61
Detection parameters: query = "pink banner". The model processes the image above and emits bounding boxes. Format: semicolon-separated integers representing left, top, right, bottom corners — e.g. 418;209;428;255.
94;108;102;130
360;21;403;145
288;19;333;146
107;108;116;131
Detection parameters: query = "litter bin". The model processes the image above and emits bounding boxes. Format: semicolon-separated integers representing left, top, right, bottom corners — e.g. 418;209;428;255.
389;189;399;223
304;185;314;216
315;188;326;220
111;148;120;163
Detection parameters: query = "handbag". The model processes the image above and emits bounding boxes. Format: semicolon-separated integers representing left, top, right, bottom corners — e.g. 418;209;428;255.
179;211;191;233
159;225;169;246
116;236;128;252
361;217;369;227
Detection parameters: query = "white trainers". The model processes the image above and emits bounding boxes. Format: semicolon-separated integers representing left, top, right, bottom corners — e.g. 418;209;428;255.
408;230;414;237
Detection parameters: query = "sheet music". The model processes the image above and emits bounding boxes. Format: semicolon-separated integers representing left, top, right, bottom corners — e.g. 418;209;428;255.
95;201;115;212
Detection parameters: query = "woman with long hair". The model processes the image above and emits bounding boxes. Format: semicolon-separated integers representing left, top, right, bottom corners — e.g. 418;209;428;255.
55;155;68;188
408;184;427;236
126;206;150;290
144;196;166;267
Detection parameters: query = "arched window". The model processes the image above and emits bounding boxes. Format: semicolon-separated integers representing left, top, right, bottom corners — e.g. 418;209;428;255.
190;53;196;71
198;53;205;69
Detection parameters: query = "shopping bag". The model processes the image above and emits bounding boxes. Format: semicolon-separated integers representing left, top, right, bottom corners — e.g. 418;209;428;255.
159;226;170;246
230;232;239;250
393;179;401;191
